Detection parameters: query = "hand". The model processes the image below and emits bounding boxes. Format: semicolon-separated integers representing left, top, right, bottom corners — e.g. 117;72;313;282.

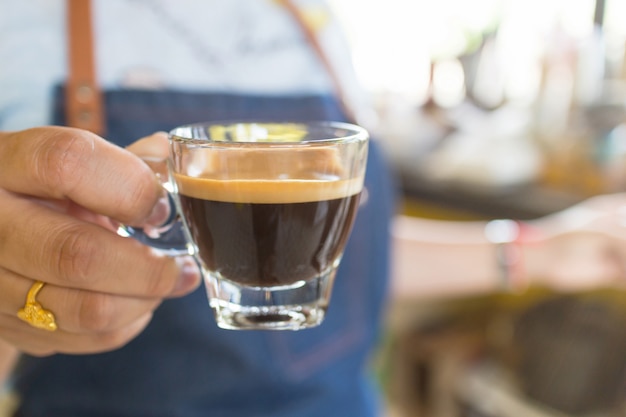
525;193;626;292
0;127;201;356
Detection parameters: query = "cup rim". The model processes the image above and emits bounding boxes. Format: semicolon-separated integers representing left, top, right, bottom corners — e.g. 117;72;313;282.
168;120;368;146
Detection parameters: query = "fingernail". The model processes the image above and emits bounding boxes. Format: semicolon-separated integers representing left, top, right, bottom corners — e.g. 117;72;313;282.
145;195;171;227
173;256;201;295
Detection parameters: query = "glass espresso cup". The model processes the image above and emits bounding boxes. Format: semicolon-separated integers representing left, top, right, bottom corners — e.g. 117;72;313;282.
161;121;368;330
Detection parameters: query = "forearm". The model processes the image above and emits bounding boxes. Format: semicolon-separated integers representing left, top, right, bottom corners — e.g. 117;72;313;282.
389;197;626;300
390;215;502;300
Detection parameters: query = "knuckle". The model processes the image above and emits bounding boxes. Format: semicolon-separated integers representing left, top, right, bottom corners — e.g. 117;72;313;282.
32;128;96;195
122;170;160;221
94;317;151;352
52;225;99;284
141;256;178;297
77;292;115;332
91;331;133;353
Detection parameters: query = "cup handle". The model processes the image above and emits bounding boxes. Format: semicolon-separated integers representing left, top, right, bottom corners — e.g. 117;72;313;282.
116;157;194;256
117;194;193;256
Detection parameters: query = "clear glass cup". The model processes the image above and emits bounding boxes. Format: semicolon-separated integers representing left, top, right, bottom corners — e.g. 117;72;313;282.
164;121;369;330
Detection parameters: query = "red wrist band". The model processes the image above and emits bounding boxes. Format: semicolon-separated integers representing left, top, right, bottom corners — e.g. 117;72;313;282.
485;219;534;292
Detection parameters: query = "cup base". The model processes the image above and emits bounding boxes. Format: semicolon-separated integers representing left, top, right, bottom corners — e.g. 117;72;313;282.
211;303;326;330
204;269;336;331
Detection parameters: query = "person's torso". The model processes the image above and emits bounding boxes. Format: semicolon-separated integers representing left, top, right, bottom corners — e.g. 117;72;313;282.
4;2;395;416
0;0;365;131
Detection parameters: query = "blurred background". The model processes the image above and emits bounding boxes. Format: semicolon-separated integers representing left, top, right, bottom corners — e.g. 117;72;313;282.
332;0;626;211
2;1;625;416
328;0;626;416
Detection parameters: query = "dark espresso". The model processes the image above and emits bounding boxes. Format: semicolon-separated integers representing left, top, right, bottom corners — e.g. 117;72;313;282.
175;174;362;287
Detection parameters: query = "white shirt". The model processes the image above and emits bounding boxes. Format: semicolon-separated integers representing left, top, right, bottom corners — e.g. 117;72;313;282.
0;0;365;130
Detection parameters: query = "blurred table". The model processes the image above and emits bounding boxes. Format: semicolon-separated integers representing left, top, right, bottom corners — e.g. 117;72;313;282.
398;171;590;221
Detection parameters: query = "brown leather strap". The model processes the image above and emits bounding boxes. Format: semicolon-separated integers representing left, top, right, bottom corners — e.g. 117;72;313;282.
66;0;105;135
64;0;351;132
281;0;357;124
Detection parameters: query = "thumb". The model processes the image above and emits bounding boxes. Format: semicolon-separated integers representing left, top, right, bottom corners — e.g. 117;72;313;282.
126;132;171;227
126;131;170;160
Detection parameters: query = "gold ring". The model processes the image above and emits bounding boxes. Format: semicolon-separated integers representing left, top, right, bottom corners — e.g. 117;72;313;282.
17;281;58;331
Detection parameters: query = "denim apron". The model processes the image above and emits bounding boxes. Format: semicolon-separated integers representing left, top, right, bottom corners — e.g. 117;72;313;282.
12;86;396;417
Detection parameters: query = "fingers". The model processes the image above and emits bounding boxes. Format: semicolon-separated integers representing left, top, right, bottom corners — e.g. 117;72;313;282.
0;262;160;356
0;189;200;297
0;128;201;355
0;189;200;354
0;196;200;356
0;266;162;334
0;311;154;356
0;126;162;225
